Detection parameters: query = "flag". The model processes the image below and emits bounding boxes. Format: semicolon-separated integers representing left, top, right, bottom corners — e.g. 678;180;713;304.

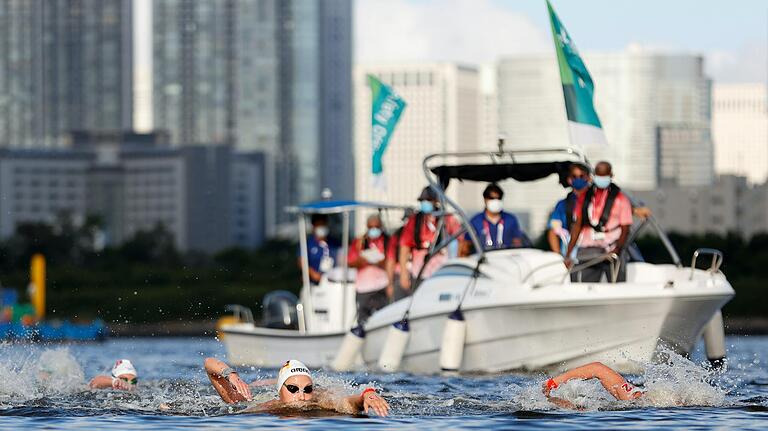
369;75;406;190
547;0;607;146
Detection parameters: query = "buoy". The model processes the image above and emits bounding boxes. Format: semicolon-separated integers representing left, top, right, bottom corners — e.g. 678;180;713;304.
439;308;466;373
703;310;726;368
377;319;410;372
332;325;366;371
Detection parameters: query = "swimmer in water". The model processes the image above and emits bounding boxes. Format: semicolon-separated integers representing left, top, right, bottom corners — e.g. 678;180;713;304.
543;362;645;409
89;359;138;391
204;358;390;416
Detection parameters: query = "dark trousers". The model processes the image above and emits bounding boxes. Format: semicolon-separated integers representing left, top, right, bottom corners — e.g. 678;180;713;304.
356;289;389;325
573;246;627;283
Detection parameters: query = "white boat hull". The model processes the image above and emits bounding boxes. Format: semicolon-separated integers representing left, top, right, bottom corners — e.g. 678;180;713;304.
222;252;733;374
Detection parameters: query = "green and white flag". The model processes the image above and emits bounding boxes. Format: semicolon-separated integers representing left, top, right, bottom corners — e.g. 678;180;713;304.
547;0;607;146
369;75;406;190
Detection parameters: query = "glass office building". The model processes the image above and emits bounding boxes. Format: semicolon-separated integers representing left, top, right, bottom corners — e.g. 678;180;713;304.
0;0;133;148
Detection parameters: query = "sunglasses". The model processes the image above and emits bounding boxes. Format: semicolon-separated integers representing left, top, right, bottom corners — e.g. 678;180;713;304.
283;383;313;394
119;377;138;385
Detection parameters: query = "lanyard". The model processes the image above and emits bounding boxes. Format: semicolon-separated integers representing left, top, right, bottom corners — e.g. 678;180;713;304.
482;218;504;248
318;240;330;257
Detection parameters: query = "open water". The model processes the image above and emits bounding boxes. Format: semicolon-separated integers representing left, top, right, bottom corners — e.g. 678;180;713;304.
0;335;766;430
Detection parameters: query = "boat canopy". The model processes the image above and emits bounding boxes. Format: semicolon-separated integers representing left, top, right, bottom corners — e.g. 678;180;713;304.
286;200;412;215
430;161;576;190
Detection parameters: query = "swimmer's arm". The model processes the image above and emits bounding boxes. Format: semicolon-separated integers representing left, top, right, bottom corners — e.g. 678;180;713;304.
545;362;635;401
89;375;114;389
341;389;390;417
204;357;252;403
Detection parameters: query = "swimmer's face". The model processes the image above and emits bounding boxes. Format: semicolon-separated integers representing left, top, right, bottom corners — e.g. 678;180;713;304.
117;373;138;387
279;375;314;403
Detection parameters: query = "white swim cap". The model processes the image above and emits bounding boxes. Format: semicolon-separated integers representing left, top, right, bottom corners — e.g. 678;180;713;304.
111;359;137;378
276;359;311;392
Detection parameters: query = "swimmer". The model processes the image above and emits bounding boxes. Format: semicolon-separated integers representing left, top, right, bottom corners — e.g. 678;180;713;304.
89;359;138;391
543;362;644;409
204;358;390;416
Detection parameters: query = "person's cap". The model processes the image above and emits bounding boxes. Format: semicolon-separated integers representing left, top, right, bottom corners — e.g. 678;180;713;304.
276;359;311;392
417;186;438;201
111;359;137;378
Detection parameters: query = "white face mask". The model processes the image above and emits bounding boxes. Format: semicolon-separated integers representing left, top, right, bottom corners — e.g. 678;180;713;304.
314;226;329;238
486;199;503;214
593;175;612;189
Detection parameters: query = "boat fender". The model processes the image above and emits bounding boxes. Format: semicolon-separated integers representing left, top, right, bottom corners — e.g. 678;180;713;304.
377;319;410;372
332;325;366;371
703;310;727;368
439;308;467;373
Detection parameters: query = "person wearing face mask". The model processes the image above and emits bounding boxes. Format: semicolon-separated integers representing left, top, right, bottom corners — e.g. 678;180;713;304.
348;215;390;324
565;161;634;282
547;162;592;259
460;183;526;256
298;214;340;285
398;187;462;293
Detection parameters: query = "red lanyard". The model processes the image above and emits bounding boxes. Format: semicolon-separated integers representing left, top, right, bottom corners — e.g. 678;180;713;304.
482;218;504;248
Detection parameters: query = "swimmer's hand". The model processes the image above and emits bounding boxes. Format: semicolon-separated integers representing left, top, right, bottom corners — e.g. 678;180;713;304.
227;373;253;401
111;377;133;391
361;390;389;417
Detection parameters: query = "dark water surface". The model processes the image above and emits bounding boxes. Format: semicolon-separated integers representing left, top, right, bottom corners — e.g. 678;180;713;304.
1;335;766;429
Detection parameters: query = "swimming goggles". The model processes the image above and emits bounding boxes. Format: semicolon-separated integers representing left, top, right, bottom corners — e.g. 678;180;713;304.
283;383;313;394
118;377;138;385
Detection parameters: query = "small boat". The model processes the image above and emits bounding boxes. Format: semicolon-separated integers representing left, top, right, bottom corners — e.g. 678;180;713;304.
220;147;733;374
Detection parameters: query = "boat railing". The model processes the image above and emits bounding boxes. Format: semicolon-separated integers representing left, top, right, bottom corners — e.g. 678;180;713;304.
522;252;619;287
690;248;724;280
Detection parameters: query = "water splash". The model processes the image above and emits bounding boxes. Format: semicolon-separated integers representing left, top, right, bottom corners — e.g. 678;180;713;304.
511;345;728;411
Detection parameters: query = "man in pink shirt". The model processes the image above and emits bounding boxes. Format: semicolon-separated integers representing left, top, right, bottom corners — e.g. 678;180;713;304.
565;161;633;282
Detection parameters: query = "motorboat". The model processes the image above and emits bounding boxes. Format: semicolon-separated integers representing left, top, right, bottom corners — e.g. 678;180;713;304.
220;147;733;374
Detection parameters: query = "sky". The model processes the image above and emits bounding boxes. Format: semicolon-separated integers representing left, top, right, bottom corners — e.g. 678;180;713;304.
355;0;768;83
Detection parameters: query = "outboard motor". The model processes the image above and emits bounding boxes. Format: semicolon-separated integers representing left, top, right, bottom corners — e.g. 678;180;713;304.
262;291;299;330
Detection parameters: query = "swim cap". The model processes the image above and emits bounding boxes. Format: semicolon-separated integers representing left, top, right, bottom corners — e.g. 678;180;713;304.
276;359;311;392
111;359;137;378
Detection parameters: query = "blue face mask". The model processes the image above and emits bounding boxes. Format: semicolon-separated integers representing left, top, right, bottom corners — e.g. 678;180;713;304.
419;200;434;214
593;175;612;189
571;177;589;190
367;227;382;239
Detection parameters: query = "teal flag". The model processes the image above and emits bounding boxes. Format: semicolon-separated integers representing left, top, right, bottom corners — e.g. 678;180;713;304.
547;0;607;146
369;75;406;188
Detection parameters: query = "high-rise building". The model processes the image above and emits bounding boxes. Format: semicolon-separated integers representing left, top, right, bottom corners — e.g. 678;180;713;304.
152;0;352;234
496;49;712;235
353;63;482;227
0;0;134;148
657;124;714;187
712;83;768;184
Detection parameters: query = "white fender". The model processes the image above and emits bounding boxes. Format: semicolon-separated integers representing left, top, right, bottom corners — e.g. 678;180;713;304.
377;320;410;372
439;309;466;373
703;310;726;367
332;325;365;371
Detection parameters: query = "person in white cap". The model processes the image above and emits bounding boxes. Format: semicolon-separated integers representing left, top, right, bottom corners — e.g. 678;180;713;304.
204;357;390;416
89;359;138;391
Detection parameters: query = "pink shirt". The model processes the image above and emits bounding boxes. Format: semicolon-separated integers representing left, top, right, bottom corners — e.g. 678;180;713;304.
574;188;633;250
348;237;389;293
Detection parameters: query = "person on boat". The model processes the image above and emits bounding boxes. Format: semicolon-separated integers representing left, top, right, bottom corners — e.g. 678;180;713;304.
542;361;645;409
547;162;592;259
460;183;527;256
298;214;340;285
203;358;390;416
89;359;138;391
348;214;390;324
398;186;462;293
564;161;634;282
